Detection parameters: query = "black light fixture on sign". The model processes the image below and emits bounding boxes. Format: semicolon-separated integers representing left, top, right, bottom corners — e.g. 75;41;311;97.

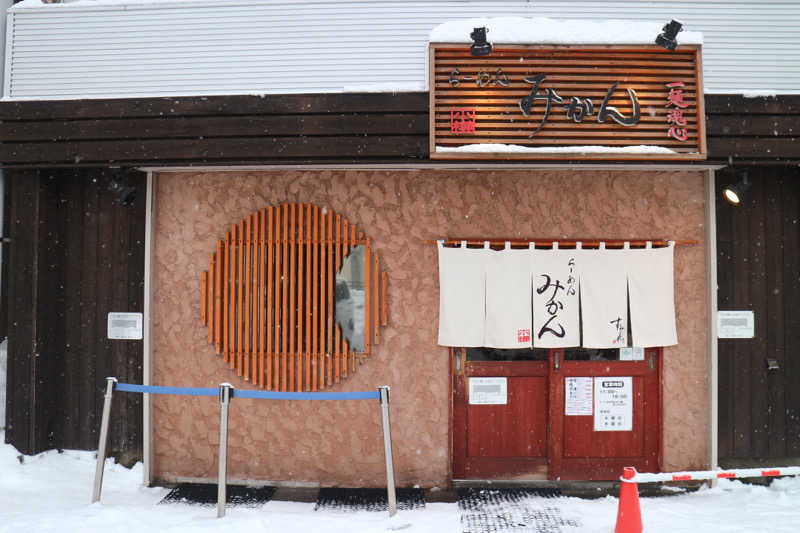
655;19;683;50
722;172;751;206
470;26;492;57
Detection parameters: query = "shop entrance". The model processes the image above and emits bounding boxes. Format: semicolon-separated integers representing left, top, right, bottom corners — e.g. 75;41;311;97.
452;347;662;481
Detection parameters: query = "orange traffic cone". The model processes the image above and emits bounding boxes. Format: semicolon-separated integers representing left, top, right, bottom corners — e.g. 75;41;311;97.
615;467;643;533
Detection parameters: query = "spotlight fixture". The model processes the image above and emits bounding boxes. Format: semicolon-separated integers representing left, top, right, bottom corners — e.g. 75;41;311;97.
108;178;137;206
722;172;751;206
655;19;683;50
470;26;492;57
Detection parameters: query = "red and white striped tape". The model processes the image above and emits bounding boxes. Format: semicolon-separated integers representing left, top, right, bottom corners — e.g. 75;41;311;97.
623;466;800;484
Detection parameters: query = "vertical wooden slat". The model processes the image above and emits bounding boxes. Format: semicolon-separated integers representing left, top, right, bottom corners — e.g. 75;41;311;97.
229;224;237;370
281;203;289;391
296;203;304;392
273;206;282;390
289;203;296;391
364;236;371;356
244;215;252;381
266;207;274;390
215;241;223;354
334;213;341;383
381;271;388;326
319;208;327;390
343;219;350;256
237;219;245;376
208;254;215;342
202;271;208;326
252;211;261;382
374;251;380;346
259;208;266;388
312;205;319;392
326;210;334;386
224;230;232;364
305;204;312;391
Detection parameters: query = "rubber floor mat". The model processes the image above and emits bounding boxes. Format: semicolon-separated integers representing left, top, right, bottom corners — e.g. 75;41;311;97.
458;488;581;533
314;487;425;512
160;483;276;507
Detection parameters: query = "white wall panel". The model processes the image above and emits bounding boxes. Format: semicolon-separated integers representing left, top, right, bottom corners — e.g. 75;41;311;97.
4;0;800;100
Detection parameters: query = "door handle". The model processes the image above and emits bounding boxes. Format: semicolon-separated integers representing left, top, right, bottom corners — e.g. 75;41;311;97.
554;351;560;373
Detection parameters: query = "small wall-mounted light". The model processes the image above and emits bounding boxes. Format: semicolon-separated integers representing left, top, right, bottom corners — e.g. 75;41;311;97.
108;177;137;206
722;172;751;206
470;26;492;57
655;19;683;50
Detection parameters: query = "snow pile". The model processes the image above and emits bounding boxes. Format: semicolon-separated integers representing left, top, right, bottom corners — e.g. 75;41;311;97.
430;17;703;45
437;144;677;154
2;431;800;532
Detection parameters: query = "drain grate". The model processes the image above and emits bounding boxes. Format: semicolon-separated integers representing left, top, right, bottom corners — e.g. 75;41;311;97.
314;487;425;512
160;483;276;507
458;488;580;533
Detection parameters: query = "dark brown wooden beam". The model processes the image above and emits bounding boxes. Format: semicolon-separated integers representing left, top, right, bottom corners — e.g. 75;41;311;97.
0;92;430;121
0;135;429;165
0;114;428;142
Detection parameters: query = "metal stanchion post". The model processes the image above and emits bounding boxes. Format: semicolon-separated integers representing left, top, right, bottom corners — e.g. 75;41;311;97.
378;386;397;517
217;383;234;518
92;377;118;503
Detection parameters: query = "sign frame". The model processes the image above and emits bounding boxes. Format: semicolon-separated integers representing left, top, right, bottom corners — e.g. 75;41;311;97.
429;43;706;161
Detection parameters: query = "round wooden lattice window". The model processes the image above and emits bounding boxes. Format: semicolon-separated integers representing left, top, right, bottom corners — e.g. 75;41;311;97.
201;203;387;391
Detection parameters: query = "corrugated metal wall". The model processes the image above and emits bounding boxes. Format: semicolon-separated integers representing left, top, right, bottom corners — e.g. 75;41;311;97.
4;0;800;100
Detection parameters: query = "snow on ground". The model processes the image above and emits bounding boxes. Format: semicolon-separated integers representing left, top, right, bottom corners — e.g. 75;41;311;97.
2;431;800;532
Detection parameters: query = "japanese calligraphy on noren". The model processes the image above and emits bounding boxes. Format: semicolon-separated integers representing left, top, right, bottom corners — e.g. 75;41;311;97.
430;44;705;160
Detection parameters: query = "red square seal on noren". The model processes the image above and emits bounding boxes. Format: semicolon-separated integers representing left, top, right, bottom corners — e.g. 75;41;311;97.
517;329;531;343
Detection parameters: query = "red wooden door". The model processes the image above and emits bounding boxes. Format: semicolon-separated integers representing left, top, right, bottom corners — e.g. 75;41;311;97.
452;349;550;480
452;347;662;481
548;348;662;480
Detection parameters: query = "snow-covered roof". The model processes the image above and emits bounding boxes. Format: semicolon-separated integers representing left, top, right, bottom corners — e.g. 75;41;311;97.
430;17;703;45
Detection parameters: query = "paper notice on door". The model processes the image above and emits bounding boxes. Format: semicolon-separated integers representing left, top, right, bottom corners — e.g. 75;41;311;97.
565;377;593;415
594;376;633;431
469;377;508;405
619;347;645;361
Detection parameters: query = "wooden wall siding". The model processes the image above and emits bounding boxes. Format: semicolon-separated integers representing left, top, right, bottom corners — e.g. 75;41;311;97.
201;203;388;391
0;93;797;166
705;95;800;163
716;165;800;463
4;168;145;460
430;45;705;160
0;93;429;167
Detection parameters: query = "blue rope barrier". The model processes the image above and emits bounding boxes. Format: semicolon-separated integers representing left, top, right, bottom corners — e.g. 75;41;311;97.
114;382;380;401
233;389;380;401
116;383;218;397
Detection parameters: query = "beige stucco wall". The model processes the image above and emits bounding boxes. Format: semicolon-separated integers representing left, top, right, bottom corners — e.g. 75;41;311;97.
152;168;709;487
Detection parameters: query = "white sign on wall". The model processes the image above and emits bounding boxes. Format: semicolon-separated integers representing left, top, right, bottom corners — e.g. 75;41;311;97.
469;377;507;405
565;377;593;416
594;376;632;431
718;310;755;339
107;312;143;340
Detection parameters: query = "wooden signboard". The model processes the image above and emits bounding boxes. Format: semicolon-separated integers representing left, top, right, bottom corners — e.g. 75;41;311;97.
430;44;706;160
